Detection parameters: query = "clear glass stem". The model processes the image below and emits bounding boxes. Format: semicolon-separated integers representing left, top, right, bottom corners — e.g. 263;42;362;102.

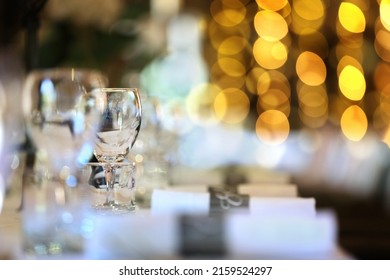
103;164;116;206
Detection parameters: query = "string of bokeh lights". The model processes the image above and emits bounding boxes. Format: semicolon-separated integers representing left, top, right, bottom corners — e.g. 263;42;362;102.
186;0;390;148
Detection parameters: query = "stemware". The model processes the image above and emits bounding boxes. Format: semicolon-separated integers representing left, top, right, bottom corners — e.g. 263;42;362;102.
22;67;108;255
23;68;108;175
91;88;141;213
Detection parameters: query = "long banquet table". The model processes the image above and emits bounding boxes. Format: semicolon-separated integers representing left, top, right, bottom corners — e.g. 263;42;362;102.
0;175;352;260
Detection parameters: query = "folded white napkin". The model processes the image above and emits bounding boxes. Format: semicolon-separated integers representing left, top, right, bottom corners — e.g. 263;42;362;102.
226;210;338;258
84;210;339;259
150;189;315;217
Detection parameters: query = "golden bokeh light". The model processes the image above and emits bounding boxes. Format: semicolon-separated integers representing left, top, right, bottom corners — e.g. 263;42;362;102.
246;67;267;94
254;10;288;41
380;0;390;31
373;105;390;133
380;93;390;119
253;38;288;69
256;110;290;145
256;0;288;11
337;55;364;77
339;65;366;101
212;74;246;90
296;51;327;86
340;105;368;141
217;57;246;77
218;36;248;55
299;109;328;128
293;0;325;21
375;28;390;62
210;0;247;27
290;0;325;35
336;22;365;48
297;83;328;118
374;62;390;94
338;2;366;33
290;17;324;35
257;70;290;97
335;43;364;62
214;88;250;124
186;83;221;126
257;88;291;116
208;20;251;51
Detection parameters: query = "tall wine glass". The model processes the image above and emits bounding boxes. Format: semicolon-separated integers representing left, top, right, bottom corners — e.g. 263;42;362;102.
22;67;108;255
92;88;141;213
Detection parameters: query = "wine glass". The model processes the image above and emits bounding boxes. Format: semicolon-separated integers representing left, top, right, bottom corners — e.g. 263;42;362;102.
21;67;108;255
23;68;108;176
91;88;142;213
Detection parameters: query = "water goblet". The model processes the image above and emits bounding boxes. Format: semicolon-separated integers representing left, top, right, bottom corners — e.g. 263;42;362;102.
22;67;108;256
92;88;142;213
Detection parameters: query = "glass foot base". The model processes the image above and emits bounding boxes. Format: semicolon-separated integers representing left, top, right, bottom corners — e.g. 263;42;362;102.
93;201;136;214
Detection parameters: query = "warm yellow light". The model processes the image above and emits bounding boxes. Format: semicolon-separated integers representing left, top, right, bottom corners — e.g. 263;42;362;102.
293;0;324;21
210;0;246;27
253;38;288;69
208;20;251;51
375;28;390;62
218;57;246;77
218;36;247;55
254;10;288;41
299;110;328;128
338;2;366;33
380;94;390;119
339;65;366;101
335;43;363;63
257;70;290;97
290;0;325;34
213;75;246;90
340;105;368;141
211;61;245;89
256;110;290;145
374;62;390;94
257;88;291;116
296;51;327;86
214;88;250;124
380;0;390;31
186;83;221;126
246;67;267;94
297;83;328;118
337;55;363;77
256;0;288;11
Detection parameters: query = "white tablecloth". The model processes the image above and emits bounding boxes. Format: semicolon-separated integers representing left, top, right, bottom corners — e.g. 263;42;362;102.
0;185;352;260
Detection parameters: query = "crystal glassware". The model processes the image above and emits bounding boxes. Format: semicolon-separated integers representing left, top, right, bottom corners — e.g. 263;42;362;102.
91;88;142;213
21;67;108;256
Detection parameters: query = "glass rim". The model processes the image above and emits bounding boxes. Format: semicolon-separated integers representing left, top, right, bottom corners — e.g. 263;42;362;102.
95;88;139;92
25;67;108;81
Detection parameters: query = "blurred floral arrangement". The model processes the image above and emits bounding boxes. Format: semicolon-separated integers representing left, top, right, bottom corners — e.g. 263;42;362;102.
30;0;152;85
0;0;150;83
